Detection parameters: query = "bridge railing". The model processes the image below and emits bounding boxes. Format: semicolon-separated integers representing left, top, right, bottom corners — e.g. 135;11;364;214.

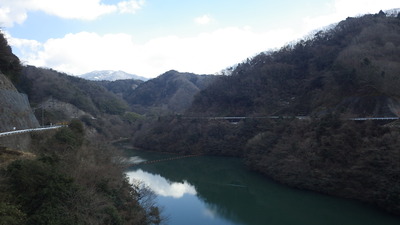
183;116;399;122
0;125;66;137
347;117;400;121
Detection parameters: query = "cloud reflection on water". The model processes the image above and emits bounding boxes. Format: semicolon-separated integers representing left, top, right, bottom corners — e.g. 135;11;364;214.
126;169;197;198
203;208;218;219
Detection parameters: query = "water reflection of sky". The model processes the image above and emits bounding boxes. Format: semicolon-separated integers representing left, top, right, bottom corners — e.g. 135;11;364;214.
126;169;238;225
124;153;400;225
126;169;197;198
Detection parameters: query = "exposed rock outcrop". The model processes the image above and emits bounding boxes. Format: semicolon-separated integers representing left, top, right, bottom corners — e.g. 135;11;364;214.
0;72;39;132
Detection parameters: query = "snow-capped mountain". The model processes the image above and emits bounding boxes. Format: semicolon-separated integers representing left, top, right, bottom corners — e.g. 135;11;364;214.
80;70;148;81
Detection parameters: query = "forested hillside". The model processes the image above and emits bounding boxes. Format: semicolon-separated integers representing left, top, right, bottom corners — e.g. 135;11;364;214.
12;65;218;139
97;79;144;101
0;31;39;132
18;66;129;116
1;120;162;224
189;11;400;117
0;31;162;224
133;11;400;216
118;70;218;114
0;31;21;83
15;66;139;139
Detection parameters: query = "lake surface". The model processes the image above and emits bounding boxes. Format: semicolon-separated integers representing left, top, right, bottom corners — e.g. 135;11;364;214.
125;150;400;225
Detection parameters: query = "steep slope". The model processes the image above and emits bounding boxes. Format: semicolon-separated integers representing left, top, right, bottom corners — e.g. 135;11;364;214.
16;66;136;139
189;11;400;117
0;31;21;83
0;31;38;132
0;32;162;225
133;11;400;216
18;66;129;118
97;79;144;100
0;72;39;132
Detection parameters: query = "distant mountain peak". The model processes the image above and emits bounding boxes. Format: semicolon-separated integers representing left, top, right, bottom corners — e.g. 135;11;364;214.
80;70;148;81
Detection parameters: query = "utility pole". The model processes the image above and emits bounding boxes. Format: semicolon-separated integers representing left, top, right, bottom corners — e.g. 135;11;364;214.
33;105;45;127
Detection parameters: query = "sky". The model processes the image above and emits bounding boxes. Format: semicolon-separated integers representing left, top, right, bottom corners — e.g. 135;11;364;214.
1;0;399;78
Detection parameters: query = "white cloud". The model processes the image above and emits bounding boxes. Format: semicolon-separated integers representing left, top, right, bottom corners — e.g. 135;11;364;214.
12;0;397;78
9;26;296;78
16;32;139;75
0;0;145;27
5;33;41;63
118;0;145;14
29;0;117;20
0;2;28;27
195;15;213;25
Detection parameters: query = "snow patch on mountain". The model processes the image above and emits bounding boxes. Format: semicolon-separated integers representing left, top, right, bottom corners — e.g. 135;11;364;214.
80;70;148;81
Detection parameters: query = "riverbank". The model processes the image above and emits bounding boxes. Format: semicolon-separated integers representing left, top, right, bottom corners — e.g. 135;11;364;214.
131;116;400;216
126;150;400;225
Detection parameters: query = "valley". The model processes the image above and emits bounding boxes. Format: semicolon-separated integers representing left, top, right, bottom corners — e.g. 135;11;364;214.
1;9;400;224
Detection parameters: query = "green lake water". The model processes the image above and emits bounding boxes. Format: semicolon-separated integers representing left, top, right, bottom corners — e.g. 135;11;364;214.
125;150;400;225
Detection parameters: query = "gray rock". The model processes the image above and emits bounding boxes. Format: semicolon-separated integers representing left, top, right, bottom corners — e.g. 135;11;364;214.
0;72;39;132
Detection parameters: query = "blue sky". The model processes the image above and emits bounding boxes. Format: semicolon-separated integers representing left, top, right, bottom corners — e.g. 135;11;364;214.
1;0;399;78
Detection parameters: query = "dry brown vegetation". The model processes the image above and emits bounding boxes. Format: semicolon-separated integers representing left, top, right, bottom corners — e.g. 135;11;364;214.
132;11;400;216
0;147;35;168
0;120;162;225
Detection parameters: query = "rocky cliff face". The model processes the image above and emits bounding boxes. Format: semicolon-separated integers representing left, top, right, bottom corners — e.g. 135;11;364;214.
0;72;39;132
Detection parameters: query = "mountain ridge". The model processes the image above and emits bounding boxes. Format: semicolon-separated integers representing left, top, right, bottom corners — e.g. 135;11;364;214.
80;70;148;81
188;11;400;118
132;11;400;216
100;70;219;114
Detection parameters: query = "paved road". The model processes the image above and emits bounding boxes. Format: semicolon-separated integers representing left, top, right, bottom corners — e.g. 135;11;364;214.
0;125;65;137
